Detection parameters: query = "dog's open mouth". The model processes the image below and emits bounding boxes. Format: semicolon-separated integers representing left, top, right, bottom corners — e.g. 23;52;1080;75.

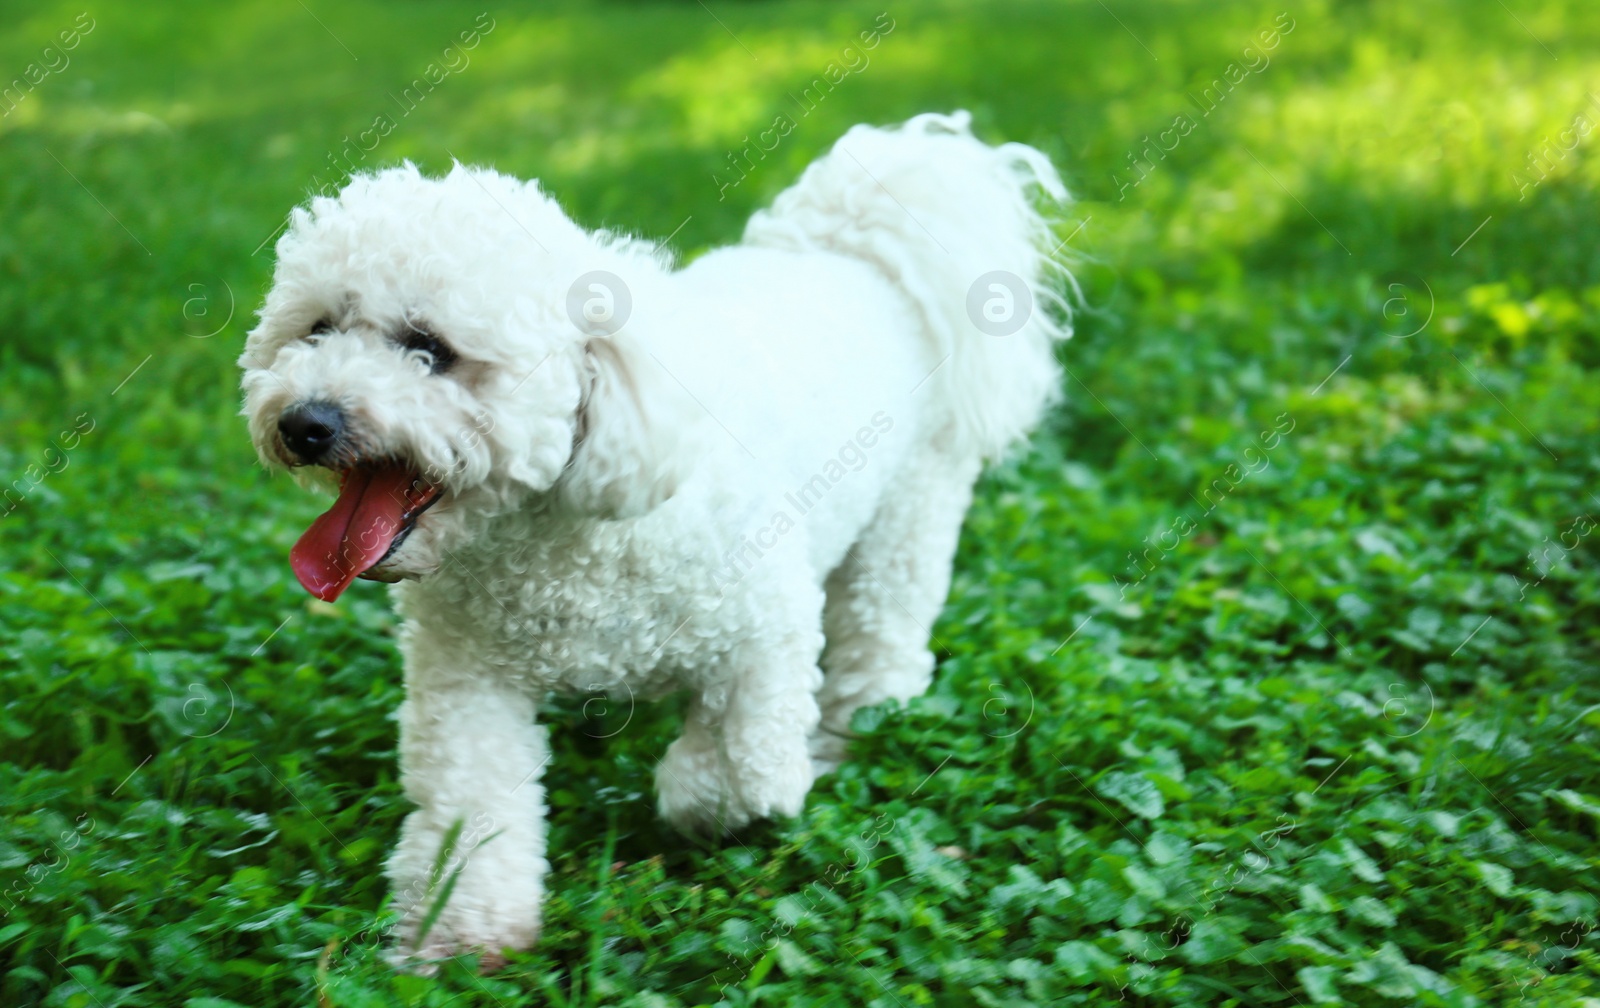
289;464;442;601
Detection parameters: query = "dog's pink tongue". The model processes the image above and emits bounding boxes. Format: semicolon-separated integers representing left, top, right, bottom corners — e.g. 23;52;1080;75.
290;466;415;602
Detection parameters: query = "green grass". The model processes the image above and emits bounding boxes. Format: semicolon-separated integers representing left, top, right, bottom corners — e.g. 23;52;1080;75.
3;0;1599;1005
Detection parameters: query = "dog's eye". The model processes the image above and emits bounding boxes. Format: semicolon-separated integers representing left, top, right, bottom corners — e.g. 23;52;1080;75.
305;318;334;343
394;321;457;375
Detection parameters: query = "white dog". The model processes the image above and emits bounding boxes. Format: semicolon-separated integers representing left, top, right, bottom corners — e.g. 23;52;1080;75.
239;111;1070;965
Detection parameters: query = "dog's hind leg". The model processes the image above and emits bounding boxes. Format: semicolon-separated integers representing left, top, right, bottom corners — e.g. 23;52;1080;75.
811;452;982;774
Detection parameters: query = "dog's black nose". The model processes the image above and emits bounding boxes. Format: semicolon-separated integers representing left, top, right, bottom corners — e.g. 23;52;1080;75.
278;401;345;464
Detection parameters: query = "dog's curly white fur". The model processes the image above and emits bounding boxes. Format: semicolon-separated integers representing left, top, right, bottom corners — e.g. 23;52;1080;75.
239;111;1070;965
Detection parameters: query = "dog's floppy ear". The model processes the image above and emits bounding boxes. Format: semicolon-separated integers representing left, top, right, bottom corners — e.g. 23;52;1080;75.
559;333;699;519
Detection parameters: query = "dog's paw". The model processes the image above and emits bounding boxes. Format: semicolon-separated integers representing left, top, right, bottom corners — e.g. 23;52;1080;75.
386;870;542;974
658;732;814;836
657;734;742;836
730;751;813;823
389;925;533;975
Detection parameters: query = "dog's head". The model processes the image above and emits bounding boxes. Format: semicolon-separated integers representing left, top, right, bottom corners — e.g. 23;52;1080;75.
239;162;696;601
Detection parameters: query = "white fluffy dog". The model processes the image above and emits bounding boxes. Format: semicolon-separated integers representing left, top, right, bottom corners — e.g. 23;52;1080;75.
239;111;1070;965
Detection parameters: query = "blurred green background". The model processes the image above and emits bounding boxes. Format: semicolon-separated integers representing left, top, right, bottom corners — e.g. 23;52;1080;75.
2;1;1599;1005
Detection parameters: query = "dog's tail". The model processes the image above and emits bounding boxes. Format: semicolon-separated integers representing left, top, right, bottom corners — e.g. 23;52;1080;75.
743;110;1073;460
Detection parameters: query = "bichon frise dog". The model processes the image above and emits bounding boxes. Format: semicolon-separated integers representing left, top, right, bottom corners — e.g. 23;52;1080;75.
239;111;1070;965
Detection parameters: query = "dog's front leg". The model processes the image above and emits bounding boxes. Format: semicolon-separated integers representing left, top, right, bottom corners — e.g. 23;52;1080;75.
385;663;548;969
658;635;823;836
